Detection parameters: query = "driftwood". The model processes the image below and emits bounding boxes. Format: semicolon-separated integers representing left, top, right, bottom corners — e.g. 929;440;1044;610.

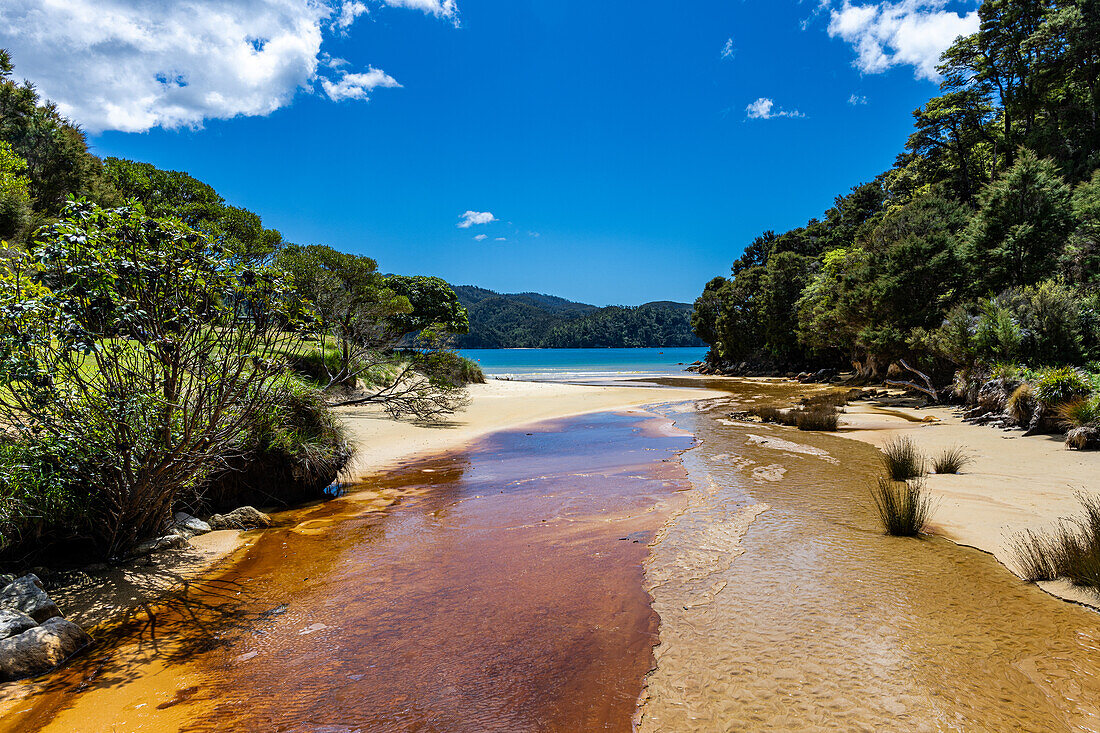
885;359;939;402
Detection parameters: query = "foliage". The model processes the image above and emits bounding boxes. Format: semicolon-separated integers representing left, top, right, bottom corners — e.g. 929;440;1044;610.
880;437;927;481
103;158;283;263
0;201;302;556
414;350;486;387
384;275;469;339
1033;366;1092;406
870;477;935;537
0;141;31;241
962;150;1074;295
1008;383;1037;424
794;407;839;431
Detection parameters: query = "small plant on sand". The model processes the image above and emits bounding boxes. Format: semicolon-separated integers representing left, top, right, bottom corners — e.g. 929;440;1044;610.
880;437;926;480
803;392;848;409
795;407;839;431
1056;396;1100;428
931;446;972;474
1010;493;1100;588
870;476;935;536
752;406;783;423
1007;384;1037;425
1034;366;1092;407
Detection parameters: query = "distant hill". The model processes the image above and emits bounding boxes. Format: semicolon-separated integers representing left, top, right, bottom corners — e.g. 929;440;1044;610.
451;286;704;348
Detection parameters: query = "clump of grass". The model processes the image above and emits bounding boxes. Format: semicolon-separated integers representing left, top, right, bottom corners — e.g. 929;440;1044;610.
1010;493;1100;587
1007;383;1037;425
751;406;783;423
880;436;926;480
931;446;972;474
795;407;839;431
803;392;848;409
870;476;935;536
1056;396;1100;429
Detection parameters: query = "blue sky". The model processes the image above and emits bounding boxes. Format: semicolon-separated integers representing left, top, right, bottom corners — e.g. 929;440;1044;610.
2;0;981;305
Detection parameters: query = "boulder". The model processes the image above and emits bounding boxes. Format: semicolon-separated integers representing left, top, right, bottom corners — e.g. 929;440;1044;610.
0;609;36;641
1023;403;1061;436
130;533;188;558
1066;426;1100;450
207;506;271;531
976;378;1018;414
0;617;91;681
0;575;60;623
174;511;212;537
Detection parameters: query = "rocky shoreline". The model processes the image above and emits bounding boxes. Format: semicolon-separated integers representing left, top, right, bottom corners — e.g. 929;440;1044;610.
0;505;272;682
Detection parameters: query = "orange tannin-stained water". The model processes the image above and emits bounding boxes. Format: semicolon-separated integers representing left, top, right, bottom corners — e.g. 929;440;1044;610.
0;411;693;733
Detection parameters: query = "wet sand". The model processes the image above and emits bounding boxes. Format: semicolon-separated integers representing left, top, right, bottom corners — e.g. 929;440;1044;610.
638;382;1100;731
0;410;694;732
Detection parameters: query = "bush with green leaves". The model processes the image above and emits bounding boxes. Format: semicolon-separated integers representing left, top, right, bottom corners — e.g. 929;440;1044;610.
1033;367;1093;407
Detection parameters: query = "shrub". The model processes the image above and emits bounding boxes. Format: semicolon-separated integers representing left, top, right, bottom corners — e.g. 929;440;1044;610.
1034;366;1092;407
795;407;839;431
870;477;935;536
195;378;354;512
0;436;91;555
1007;384;1037;425
1056;396;1100;428
1010;493;1100;587
880;437;926;480
931;446;972;474
752;406;783;423
416;351;486;387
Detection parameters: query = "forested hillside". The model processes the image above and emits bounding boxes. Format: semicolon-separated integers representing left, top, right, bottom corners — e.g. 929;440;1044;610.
453;286;703;348
692;0;1100;403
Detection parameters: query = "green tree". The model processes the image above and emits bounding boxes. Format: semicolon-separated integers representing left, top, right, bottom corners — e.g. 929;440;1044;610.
104;158;283;262
0;201;301;556
963;149;1074;293
1063;168;1100;288
0;141;30;241
384;274;469;338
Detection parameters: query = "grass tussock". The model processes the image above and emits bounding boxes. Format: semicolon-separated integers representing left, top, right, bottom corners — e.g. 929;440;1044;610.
1010;493;1100;587
870;477;935;536
1056;396;1100;429
802;392;849;409
931;446;972;474
880;436;926;480
1007;384;1037;425
751;406;784;423
795;407;839;431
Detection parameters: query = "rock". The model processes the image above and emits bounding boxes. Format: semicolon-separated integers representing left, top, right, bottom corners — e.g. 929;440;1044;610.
207;506;271;531
0;617;91;681
0;574;13;589
174;511;212;537
130;533;188;558
0;575;60;623
0;609;36;641
977;378;1018;414
1066;426;1100;450
1023;403;1060;436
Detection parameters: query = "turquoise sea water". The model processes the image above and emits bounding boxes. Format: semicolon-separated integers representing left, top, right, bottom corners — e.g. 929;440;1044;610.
457;347;708;381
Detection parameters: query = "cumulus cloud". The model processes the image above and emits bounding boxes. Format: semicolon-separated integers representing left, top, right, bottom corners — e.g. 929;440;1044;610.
473;234;488;241
458;210;497;228
721;38;735;59
746;97;804;120
320;67;400;101
0;0;458;133
334;1;369;31
827;0;979;81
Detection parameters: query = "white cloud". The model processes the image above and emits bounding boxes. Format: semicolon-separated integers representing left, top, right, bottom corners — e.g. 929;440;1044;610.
0;0;458;133
473;234;488;241
321;67;400;101
849;93;868;105
381;0;458;24
745;97;804;120
827;0;979;81
334;1;368;31
458;210;497;228
494;237;506;241
721;38;735;59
